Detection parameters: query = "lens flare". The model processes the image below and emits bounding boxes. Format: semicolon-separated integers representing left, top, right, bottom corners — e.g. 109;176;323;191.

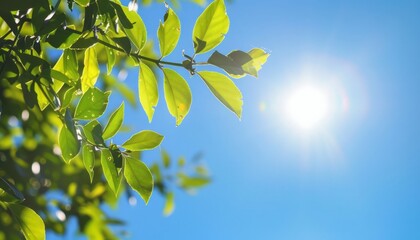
285;85;329;129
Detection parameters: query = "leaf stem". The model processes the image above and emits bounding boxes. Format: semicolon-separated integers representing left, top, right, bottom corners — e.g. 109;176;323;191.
96;38;184;67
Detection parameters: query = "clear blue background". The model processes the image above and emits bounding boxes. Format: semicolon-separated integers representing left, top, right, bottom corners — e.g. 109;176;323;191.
55;0;420;239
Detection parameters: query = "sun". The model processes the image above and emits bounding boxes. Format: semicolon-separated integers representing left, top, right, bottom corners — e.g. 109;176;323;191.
285;85;329;130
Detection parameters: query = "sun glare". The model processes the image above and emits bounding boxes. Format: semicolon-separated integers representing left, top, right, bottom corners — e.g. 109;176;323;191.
285;85;329;130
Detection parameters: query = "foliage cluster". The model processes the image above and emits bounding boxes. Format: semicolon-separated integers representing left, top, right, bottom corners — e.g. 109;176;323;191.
0;0;268;239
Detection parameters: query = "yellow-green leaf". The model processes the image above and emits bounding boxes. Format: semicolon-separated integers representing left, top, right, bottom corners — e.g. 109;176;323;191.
162;149;170;168
122;130;164;151
139;62;158;122
106;46;116;75
51;49;79;90
163;191;175;216
198;71;243;118
8;203;45;240
81;47;100;93
163;68;192;126
178;173;211;189
124;156;153;204
244;48;270;76
82;120;105;145
102;102;124;140
75;0;89;7
158;8;181;58
191;0;207;6
193;0;229;54
82;144;95;183
120;5;147;51
59;110;80;163
74;88;110;120
101;149;122;196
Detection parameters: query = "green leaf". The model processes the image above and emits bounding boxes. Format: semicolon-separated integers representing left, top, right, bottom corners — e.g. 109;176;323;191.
191;0;207;6
0;177;25;203
101;149;122;196
59;49;79;81
82;120;105;145
82;144;95;183
50;69;71;86
139;61;158;122
102;102;125;140
163;68;192;126
62;87;77;109
75;0;90;7
178;157;186;167
193;0;229;54
110;145;123;169
207;50;246;77
70;37;98;50
162;149;170;168
111;37;131;54
117;4;147;51
158;7;181;58
163;192;175;216
109;2;133;29
122;130;164;151
124;156;153;204
178;173;211;189
8;203;45;240
0;10;18;35
81;47;100;93
59;109;80;163
74;88;110;120
227;50;259;77
198;71;243;118
245;48;270;77
47;25;80;49
20;81;37;109
207;49;269;78
106;45;116;75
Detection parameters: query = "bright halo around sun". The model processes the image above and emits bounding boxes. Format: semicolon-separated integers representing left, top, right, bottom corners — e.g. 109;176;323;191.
285;85;329;130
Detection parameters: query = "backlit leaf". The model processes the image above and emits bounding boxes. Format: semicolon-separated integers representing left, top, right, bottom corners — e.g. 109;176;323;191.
82;144;95;183
178;173;211;189
139;61;158;122
163;192;175;216
244;48;270;76
207;50;245;77
162;149;170;168
82;120;105;145
106;45;116;75
81;47;100;93
8;203;45;240
102;102;125;140
158;8;181;57
122;130;164;151
198;71;243;118
0;177;25;203
193;0;229;54
101;149;122;196
124;156;153;204
59;109;80;163
117;4;147;51
47;25;80;49
163;68;192;126
74;88;110;120
207;49;269;78
75;0;89;7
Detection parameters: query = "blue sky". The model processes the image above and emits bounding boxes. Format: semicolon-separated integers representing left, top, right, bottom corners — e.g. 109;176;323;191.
55;0;420;239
